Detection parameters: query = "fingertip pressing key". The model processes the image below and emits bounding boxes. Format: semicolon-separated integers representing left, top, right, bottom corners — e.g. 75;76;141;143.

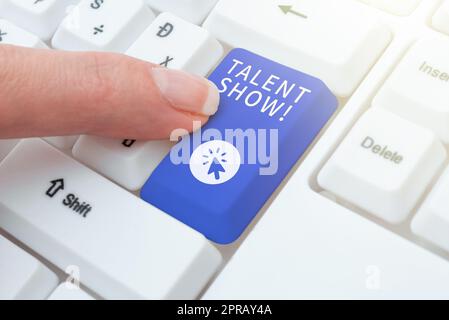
151;67;220;116
0;45;220;140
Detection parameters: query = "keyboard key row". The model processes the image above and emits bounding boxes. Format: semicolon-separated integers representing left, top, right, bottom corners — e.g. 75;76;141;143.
0;0;220;48
0;139;221;299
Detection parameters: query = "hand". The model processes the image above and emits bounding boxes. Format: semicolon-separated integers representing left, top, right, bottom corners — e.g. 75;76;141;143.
0;45;220;140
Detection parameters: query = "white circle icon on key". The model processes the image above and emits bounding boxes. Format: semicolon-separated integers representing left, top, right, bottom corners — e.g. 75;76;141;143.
190;140;241;185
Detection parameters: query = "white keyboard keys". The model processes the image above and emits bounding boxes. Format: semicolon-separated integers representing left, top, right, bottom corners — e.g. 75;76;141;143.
433;0;449;36
0;235;58;300
0;0;79;41
0;139;19;161
0;139;221;299
358;0;421;16
204;185;449;299
318;108;446;224
0;19;47;47
373;38;449;143
48;283;94;300
203;0;391;97
52;0;155;52
145;0;218;24
44;136;79;150
412;166;449;253
73;136;173;191
127;12;223;76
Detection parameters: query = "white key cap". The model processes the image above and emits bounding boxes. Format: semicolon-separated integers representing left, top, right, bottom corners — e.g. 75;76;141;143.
73;136;173;191
52;0;155;52
44;136;79;150
318;108;446;224
48;283;94;300
0;19;47;47
412;166;449;252
0;0;79;41
0;139;221;299
203;0;391;97
145;0;218;24
358;0;421;16
373;38;449;143
0;139;20;161
127;12;223;76
203;185;449;299
0;235;58;299
433;0;449;36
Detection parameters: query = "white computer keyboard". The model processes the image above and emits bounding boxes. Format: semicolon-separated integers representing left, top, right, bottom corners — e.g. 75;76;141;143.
1;0;449;300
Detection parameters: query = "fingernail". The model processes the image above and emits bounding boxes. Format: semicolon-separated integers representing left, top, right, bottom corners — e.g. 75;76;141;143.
151;67;220;116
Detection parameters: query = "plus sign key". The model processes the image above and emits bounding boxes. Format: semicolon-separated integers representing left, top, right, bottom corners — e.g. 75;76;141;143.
141;49;338;244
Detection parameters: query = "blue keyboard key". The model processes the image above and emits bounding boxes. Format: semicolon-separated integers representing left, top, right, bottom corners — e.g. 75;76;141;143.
141;49;338;244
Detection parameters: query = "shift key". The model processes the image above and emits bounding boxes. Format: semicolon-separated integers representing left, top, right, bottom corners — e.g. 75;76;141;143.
141;49;338;244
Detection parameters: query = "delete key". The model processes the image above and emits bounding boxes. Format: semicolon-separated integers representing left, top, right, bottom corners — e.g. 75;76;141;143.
141;49;338;244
